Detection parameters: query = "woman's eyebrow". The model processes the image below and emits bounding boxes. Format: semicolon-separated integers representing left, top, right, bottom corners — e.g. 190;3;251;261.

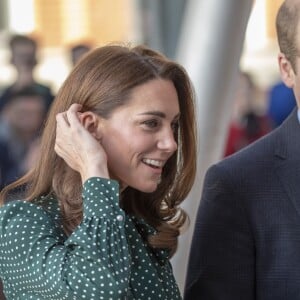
138;111;166;118
138;111;180;120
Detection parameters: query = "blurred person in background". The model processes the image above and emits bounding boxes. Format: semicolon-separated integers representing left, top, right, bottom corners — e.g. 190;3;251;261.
266;79;296;128
0;87;46;189
0;44;197;299
224;71;272;157
0;34;54;114
185;1;300;299
69;42;92;67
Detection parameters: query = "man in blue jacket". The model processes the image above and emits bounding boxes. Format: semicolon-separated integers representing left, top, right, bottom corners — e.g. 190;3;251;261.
184;1;300;299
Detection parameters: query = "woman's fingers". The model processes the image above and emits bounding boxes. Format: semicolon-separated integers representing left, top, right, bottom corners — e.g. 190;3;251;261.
66;103;82;128
55;103;82;128
56;111;70;128
54;104;110;182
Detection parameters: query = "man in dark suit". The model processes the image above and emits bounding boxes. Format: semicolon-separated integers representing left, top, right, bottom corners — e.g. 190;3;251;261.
184;1;300;299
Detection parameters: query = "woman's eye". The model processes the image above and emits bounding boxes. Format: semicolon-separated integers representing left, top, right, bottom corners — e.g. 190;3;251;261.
143;119;159;129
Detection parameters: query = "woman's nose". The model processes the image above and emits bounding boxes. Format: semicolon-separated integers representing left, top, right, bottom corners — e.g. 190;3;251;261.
157;128;178;153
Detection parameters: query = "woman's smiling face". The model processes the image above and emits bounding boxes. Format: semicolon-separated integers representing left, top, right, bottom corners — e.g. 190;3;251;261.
100;79;180;193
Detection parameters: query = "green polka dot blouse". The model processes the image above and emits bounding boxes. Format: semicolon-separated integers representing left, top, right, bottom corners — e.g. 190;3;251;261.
0;177;182;299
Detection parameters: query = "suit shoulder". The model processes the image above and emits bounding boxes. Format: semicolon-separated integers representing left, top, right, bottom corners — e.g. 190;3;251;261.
208;128;281;181
221;129;279;166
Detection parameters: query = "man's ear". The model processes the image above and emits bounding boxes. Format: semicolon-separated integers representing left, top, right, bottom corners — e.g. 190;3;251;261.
278;52;295;88
78;111;102;140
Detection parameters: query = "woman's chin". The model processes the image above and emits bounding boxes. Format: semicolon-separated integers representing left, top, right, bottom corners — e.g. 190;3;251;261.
120;178;160;193
137;183;159;193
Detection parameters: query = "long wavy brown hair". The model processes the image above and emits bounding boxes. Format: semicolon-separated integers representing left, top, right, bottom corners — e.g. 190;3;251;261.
0;44;197;257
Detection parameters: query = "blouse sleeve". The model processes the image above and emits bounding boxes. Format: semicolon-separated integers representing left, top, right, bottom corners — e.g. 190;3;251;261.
0;177;130;300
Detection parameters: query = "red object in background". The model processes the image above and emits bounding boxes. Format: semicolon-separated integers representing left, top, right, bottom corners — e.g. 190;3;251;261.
224;113;272;157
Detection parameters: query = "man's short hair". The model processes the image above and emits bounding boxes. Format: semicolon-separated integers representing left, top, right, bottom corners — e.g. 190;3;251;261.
276;1;300;72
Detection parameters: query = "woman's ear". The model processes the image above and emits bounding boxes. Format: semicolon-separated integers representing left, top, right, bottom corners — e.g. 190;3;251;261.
78;111;102;140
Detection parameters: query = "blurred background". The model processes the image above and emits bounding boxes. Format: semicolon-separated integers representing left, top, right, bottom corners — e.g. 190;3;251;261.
0;0;293;296
0;0;286;92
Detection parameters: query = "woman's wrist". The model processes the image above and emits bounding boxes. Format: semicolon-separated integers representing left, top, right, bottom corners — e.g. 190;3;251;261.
81;167;110;183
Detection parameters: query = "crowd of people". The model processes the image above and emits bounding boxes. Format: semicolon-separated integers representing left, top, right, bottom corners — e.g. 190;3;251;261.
0;0;299;299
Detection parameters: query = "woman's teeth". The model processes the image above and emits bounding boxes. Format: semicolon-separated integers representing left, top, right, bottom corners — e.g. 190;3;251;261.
142;158;164;168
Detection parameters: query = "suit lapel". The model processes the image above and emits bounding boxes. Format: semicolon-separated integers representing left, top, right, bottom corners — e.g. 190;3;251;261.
275;109;300;216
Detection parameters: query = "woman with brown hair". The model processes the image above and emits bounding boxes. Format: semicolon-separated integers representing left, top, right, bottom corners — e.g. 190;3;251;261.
0;44;197;299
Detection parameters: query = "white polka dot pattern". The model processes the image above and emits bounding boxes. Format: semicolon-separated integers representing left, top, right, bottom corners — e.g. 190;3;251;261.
0;177;182;299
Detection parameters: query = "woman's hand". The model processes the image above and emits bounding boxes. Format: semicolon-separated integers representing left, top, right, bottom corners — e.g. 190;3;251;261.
55;103;110;183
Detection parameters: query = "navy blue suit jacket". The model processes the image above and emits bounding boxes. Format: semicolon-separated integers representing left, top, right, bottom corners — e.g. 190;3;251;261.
184;109;300;299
